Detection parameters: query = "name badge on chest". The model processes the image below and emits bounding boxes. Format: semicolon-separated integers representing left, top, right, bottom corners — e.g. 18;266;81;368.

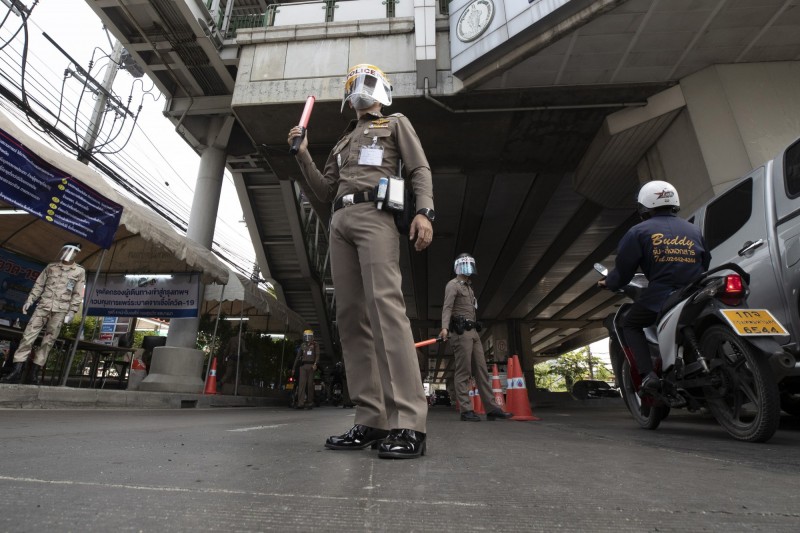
358;136;383;166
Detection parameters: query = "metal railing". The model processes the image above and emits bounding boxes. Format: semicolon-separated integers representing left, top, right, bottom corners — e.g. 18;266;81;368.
205;0;448;38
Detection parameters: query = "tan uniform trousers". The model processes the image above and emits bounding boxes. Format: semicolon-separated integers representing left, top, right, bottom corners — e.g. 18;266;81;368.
13;308;67;366
330;202;427;433
297;363;315;406
452;329;501;414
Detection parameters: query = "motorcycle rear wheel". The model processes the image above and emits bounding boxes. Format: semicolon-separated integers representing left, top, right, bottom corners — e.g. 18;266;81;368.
620;359;669;430
700;324;780;443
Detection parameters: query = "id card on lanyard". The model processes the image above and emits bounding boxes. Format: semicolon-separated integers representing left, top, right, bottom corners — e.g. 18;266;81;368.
359;136;383;166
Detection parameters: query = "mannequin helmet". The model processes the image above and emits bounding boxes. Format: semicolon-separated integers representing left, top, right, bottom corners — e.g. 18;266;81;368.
59;242;81;263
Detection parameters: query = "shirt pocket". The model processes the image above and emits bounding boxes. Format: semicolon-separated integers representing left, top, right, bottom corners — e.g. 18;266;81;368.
360;127;392;146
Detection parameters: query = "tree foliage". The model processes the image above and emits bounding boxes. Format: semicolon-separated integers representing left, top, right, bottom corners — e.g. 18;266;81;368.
534;347;613;392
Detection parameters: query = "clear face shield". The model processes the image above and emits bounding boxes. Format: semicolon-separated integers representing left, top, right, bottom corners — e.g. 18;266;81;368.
59;244;81;263
341;64;392;112
454;256;477;277
302;330;314;343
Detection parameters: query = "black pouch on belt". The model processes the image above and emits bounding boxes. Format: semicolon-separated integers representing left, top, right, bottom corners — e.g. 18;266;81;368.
450;316;466;335
393;184;415;235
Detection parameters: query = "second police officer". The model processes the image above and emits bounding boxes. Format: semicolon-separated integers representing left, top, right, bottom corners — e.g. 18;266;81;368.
440;254;513;421
287;64;434;459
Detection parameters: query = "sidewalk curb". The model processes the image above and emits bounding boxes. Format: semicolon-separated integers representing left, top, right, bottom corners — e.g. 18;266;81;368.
0;384;286;409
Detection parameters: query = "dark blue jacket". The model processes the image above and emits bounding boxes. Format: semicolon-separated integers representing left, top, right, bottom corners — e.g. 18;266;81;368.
606;213;711;312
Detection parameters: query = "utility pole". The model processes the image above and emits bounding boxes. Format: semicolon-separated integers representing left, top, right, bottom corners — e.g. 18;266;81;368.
79;40;123;163
587;346;594;379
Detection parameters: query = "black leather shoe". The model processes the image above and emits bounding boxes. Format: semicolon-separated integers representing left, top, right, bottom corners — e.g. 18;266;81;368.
460;410;481;422
325;424;389;450
377;429;426;459
486;409;513;420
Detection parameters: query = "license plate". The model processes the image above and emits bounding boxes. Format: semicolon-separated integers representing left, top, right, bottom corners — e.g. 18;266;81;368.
720;309;788;336
315;385;322;390
286;383;294;390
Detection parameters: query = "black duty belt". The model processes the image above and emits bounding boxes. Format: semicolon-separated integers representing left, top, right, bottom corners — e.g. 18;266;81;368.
333;191;375;212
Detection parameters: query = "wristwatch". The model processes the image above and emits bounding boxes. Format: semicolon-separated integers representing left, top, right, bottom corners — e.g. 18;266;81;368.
416;208;436;222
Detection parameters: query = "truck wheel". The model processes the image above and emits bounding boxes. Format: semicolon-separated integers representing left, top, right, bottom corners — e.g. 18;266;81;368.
780;392;800;417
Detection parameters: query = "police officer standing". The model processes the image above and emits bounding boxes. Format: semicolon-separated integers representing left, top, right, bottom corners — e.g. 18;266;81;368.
598;181;710;393
288;64;433;459
292;329;319;409
440;254;513;421
2;243;85;385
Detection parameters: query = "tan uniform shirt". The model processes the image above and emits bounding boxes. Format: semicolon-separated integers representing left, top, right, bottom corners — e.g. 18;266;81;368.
25;262;86;313
442;278;477;329
295;341;319;366
295;112;434;211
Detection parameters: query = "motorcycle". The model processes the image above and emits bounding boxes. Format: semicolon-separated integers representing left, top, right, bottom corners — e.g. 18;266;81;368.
596;262;792;442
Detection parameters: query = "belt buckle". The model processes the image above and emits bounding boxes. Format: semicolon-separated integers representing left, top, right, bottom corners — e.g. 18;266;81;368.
341;193;355;207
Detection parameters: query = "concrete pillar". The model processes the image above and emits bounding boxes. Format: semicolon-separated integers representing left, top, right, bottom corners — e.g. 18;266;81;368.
140;116;231;393
680;62;800;194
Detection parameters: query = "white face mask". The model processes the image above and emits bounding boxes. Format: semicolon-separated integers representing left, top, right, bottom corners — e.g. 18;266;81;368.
351;95;376;110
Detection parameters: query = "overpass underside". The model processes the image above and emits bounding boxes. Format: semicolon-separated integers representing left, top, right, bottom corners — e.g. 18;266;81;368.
85;0;800;383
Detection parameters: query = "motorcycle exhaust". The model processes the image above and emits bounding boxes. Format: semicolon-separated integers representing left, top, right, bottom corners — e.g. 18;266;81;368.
769;350;796;379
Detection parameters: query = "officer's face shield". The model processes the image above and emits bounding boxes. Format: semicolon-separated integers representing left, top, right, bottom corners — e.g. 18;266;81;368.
59;244;81;263
302;330;314;343
454;256;477;277
341;65;392;113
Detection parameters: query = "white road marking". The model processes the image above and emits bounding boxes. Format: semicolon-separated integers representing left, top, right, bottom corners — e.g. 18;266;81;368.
0;475;485;507
227;424;288;432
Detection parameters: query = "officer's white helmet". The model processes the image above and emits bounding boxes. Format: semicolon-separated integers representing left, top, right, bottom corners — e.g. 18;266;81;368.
302;329;314;343
454;253;477;277
636;180;680;219
59;242;81;263
341;64;392;113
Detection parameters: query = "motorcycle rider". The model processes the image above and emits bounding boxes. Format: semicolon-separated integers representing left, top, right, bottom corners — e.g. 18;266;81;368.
598;181;711;394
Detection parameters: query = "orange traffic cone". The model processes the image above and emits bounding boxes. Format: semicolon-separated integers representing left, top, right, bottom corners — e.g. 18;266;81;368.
204;357;219;395
491;364;506;410
472;381;485;415
505;354;540;421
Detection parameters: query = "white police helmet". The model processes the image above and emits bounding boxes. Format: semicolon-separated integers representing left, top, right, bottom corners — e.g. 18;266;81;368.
636;180;680;219
341;64;392;112
59;242;81;263
454;253;477;277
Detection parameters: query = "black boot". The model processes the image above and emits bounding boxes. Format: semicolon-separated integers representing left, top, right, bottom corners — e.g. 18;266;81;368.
28;363;42;385
1;362;24;384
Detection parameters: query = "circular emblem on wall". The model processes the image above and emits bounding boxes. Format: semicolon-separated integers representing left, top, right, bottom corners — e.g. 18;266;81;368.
456;0;495;43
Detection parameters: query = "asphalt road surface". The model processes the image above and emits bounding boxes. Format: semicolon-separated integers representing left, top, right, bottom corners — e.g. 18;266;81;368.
1;400;799;532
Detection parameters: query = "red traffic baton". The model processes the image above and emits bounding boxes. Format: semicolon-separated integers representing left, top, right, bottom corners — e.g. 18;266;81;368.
414;337;445;348
289;95;316;155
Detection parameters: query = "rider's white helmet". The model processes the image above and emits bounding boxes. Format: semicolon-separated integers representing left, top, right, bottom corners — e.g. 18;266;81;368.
636;180;680;218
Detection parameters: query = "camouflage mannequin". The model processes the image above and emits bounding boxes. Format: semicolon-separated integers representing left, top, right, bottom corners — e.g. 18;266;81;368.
1;243;86;384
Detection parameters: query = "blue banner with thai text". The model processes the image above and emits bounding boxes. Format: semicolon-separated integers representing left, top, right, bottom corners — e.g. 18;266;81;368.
0;127;123;248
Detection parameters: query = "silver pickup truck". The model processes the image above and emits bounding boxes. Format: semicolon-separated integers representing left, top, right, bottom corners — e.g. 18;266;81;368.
688;136;800;415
